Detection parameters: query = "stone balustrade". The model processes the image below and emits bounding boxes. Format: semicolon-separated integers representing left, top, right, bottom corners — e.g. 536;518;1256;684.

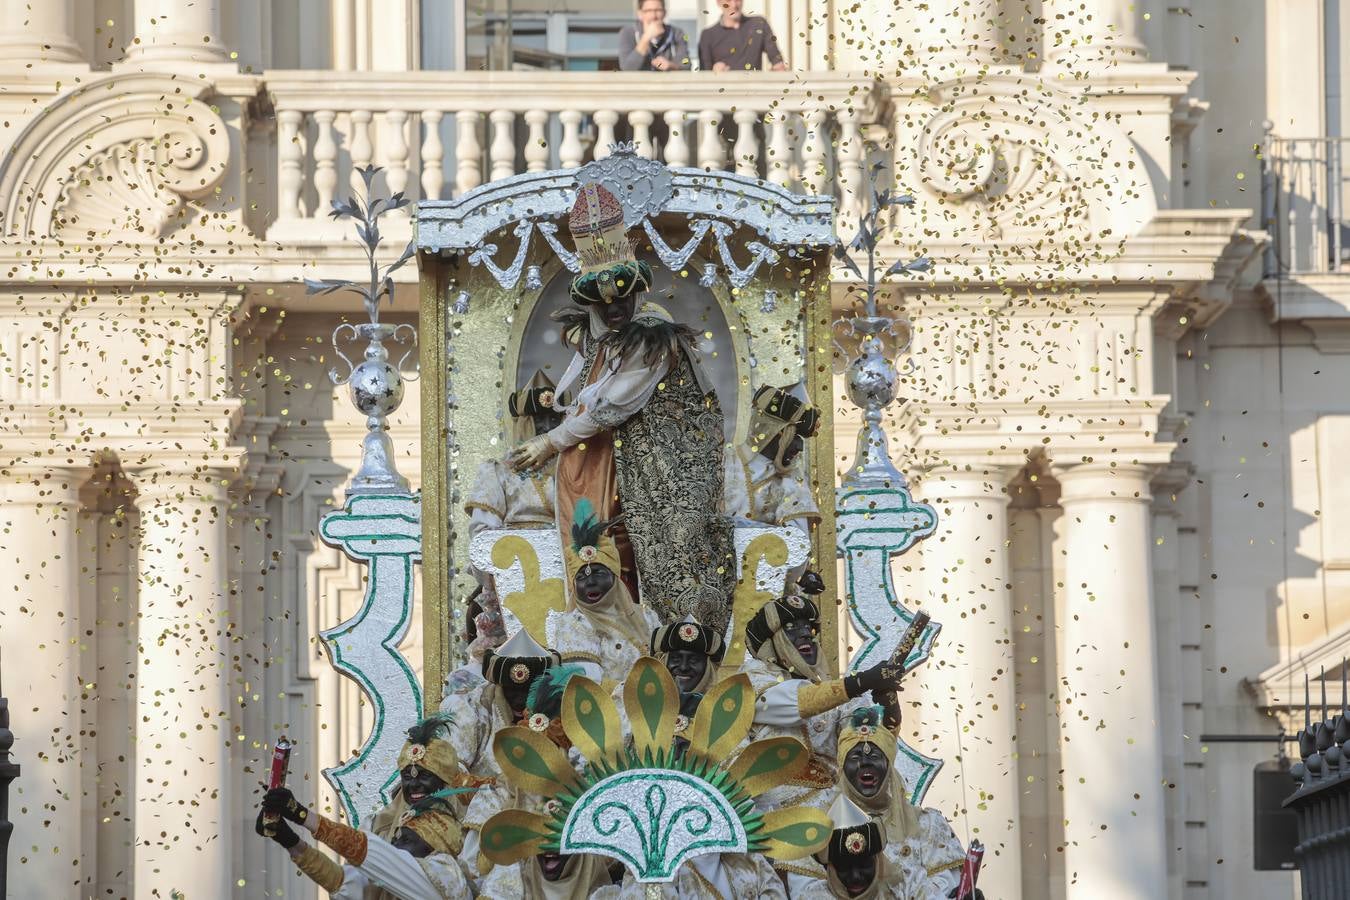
262;70;887;242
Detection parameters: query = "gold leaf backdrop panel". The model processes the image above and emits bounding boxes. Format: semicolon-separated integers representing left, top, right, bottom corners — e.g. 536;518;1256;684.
424;256;528;708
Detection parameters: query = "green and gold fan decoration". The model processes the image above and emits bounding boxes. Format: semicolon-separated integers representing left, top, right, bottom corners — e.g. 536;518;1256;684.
479;657;832;882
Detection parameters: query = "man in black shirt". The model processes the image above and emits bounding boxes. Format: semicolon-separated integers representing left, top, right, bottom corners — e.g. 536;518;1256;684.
697;0;786;72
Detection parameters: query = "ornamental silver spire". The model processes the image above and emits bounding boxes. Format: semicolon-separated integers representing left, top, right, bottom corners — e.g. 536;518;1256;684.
306;165;420;496
833;164;930;486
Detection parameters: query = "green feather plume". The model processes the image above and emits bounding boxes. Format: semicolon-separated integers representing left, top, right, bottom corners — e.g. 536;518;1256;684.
526;663;586;719
848;704;885;731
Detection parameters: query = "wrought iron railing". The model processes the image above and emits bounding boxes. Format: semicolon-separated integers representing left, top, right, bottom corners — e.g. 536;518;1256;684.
1262;136;1350;277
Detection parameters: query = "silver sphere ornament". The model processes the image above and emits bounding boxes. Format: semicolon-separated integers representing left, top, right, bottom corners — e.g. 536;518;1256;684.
350;358;404;417
846;347;898;412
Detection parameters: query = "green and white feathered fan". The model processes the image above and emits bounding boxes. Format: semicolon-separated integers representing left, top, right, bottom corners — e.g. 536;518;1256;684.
479;656;832;883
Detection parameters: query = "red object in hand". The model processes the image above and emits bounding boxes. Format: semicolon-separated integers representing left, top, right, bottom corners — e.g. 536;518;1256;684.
956;840;984;898
268;738;293;790
262;738;293;832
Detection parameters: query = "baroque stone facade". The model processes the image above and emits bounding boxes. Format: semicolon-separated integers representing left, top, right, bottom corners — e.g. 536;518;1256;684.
0;1;1335;899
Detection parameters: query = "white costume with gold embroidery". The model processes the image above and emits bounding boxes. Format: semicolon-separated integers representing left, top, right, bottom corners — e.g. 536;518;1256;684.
882;807;965;900
593;852;787;900
330;831;473;900
437;678;514;782
544;602;662;684
466;460;556;534
723;445;818;532
741;656;864;812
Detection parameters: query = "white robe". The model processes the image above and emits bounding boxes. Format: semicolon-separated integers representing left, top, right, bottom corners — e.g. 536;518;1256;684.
465;459;557;535
741;657;865;811
884;807;966;900
593;853;788;900
722;445;819;531
437;678;515;782
545;602;662;684
329;832;473;900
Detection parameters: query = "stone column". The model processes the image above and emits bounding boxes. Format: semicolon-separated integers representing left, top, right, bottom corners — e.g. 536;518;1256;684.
0;0;84;64
911;0;1001;67
1041;0;1148;67
919;464;1023;899
0;467;87;898
1053;463;1167;900
123;0;229;65
129;468;234;899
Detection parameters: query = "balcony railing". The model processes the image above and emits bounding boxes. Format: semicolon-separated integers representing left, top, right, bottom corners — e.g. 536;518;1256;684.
261;70;888;243
1262;136;1350;277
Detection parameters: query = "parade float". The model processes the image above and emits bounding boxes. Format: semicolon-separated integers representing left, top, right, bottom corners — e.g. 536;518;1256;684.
251;146;983;898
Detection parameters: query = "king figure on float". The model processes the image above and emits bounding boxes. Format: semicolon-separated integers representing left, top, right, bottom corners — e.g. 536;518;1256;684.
507;182;733;628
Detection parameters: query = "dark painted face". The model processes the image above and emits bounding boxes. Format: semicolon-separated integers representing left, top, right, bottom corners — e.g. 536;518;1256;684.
532;409;564;436
501;676;534;716
400;763;447;805
601;296;636;330
537;851;572;881
665;649;708;693
392;826;434;858
843;743;889;798
833;854;878;897
574;563;615;605
783;618;819;666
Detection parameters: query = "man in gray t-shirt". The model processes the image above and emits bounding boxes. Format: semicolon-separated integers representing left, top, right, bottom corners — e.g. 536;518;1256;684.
698;0;786;72
617;0;691;71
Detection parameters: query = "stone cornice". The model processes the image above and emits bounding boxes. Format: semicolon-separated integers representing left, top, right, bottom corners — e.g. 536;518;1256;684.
1258;275;1350;352
1246;627;1350;711
0;400;245;465
855;210;1258;293
901;397;1175;465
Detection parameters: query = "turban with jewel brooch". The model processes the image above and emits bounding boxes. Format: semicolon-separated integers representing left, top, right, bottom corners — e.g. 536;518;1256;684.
745;592;828;682
483;628;561;687
564;498;624;585
651;615;727;664
837;704;899;767
817;795;888;897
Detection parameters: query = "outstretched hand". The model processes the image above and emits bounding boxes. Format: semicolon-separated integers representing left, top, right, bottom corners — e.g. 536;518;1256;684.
507;435;558;473
255;809;301;850
262;786;311;828
845;655;906;699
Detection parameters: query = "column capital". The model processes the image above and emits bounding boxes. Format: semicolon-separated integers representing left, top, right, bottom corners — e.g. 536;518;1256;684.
1052;461;1156;504
126;465;234;507
0;464;89;505
918;459;1023;500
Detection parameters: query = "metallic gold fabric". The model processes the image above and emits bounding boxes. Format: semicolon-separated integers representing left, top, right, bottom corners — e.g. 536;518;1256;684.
292;844;344;893
796;679;849;719
314;815;368;866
